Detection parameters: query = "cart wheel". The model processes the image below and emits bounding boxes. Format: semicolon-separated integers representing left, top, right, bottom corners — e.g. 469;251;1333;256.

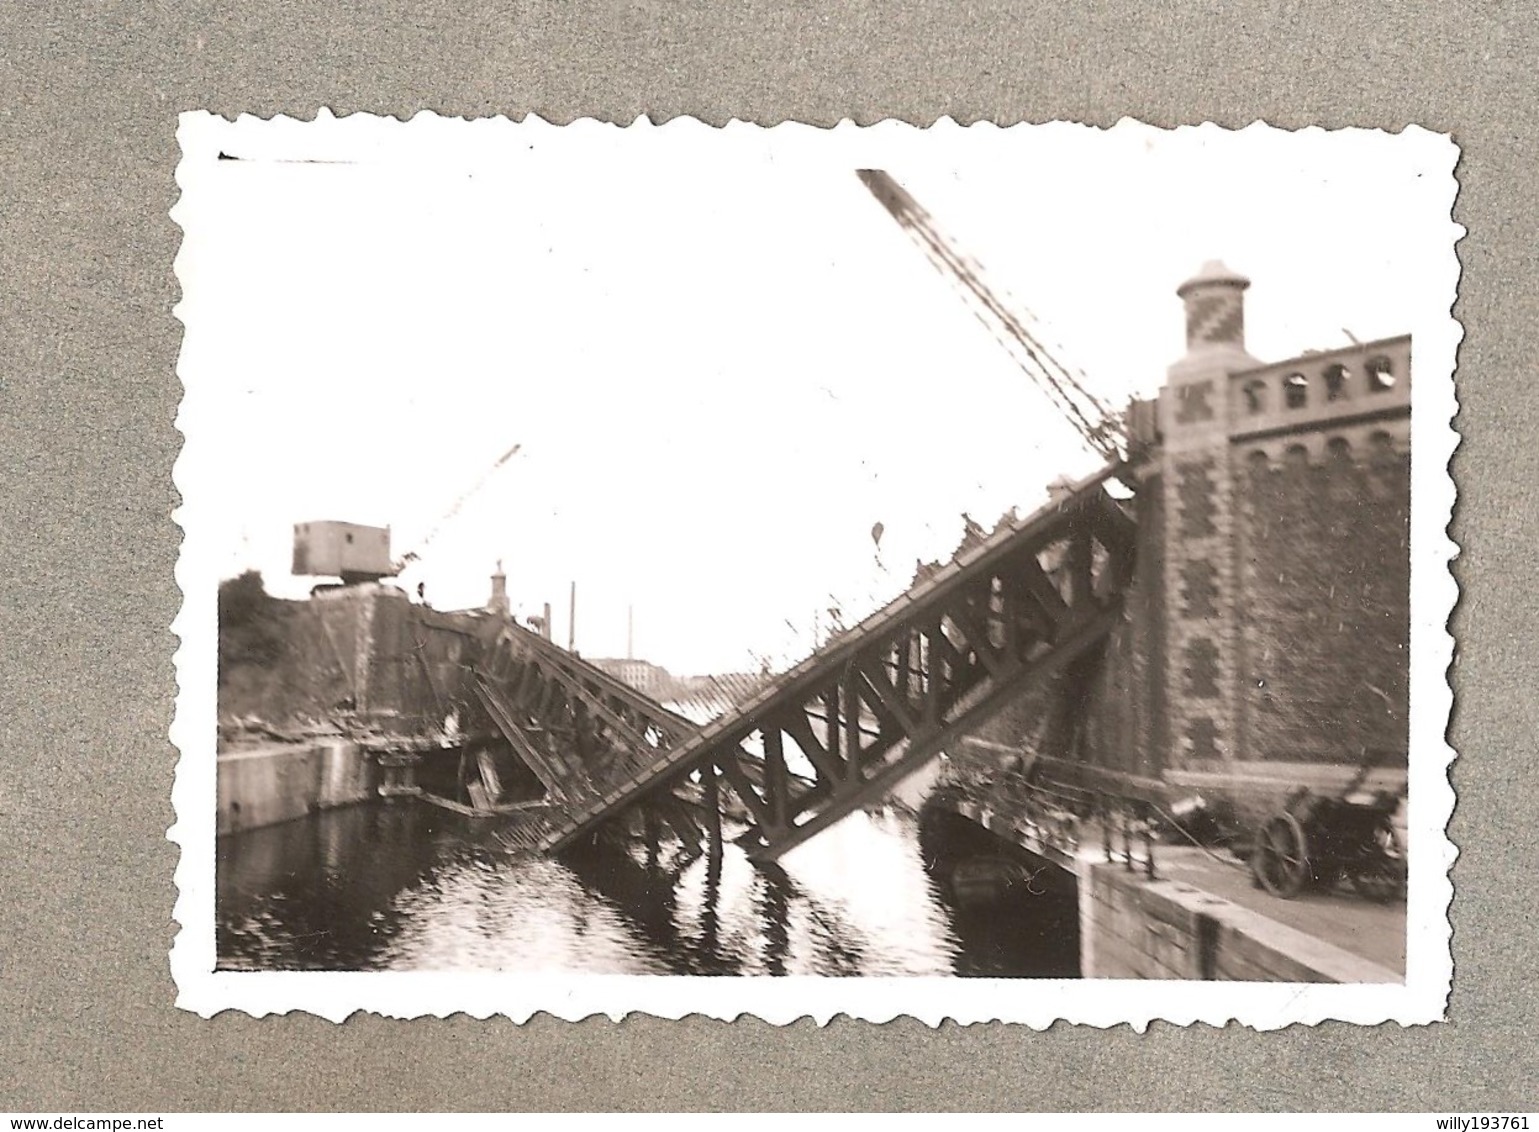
1349;822;1406;903
1254;813;1310;898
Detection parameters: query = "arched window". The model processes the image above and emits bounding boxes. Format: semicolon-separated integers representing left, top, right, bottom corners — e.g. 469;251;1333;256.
1323;363;1350;401
1366;355;1396;392
1242;380;1267;414
1283;372;1309;409
1327;436;1352;462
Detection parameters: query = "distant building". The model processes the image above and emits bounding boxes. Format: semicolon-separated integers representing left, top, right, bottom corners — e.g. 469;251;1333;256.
587;657;676;700
586;659;768;716
680;672;764;705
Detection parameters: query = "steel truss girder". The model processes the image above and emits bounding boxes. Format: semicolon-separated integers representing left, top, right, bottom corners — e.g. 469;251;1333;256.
472;622;702;825
535;469;1132;858
746;606;1119;860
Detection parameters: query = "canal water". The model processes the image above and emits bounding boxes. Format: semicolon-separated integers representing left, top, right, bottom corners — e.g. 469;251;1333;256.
216;780;1082;977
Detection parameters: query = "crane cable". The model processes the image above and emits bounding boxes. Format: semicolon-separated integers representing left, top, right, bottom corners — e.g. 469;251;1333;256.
855;169;1117;447
861;171;1120;458
854;170;1126;462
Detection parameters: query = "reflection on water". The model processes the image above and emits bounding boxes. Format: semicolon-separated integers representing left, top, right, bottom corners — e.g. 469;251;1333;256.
217;796;1081;977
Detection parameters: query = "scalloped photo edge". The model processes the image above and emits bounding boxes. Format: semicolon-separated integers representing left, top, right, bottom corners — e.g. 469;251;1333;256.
168;111;1459;1027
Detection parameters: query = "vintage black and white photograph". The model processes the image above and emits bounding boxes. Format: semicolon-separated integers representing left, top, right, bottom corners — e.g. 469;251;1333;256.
170;113;1457;1025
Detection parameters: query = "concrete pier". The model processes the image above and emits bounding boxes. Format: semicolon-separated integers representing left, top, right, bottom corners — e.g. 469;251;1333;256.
216;740;377;836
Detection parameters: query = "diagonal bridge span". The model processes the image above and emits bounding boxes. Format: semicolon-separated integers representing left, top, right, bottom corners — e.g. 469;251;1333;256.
472;462;1134;862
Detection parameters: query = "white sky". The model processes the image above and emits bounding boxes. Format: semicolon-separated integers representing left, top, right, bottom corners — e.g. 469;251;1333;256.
174;115;1457;675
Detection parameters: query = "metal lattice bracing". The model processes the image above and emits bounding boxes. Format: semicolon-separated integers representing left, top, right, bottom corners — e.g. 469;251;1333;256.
467;621;713;851
481;463;1134;862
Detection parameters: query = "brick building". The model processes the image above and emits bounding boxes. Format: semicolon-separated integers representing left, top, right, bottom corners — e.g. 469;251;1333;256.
586;657;677;700
975;261;1411;814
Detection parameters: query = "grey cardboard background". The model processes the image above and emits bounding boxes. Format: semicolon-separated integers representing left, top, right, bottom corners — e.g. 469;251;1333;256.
1;2;1531;1113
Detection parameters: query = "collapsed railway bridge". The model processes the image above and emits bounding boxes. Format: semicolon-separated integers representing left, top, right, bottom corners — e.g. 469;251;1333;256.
469;462;1133;861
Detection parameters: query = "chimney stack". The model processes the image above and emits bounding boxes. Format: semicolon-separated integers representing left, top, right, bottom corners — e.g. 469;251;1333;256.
487;559;509;617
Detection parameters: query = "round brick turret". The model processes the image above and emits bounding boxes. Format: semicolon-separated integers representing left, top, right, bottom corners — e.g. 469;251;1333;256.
1164;260;1261;432
1177;259;1251;352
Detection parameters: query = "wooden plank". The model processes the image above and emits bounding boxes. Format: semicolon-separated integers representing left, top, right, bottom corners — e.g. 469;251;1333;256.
474;679;574;802
419;791;548;818
477;748;504;803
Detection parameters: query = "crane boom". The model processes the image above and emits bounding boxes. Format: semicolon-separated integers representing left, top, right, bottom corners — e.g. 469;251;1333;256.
396;442;524;570
855;169;1126;462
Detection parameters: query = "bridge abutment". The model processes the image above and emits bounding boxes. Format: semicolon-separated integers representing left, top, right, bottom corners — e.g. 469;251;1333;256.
922;793;1402;981
1075;852;1400;982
